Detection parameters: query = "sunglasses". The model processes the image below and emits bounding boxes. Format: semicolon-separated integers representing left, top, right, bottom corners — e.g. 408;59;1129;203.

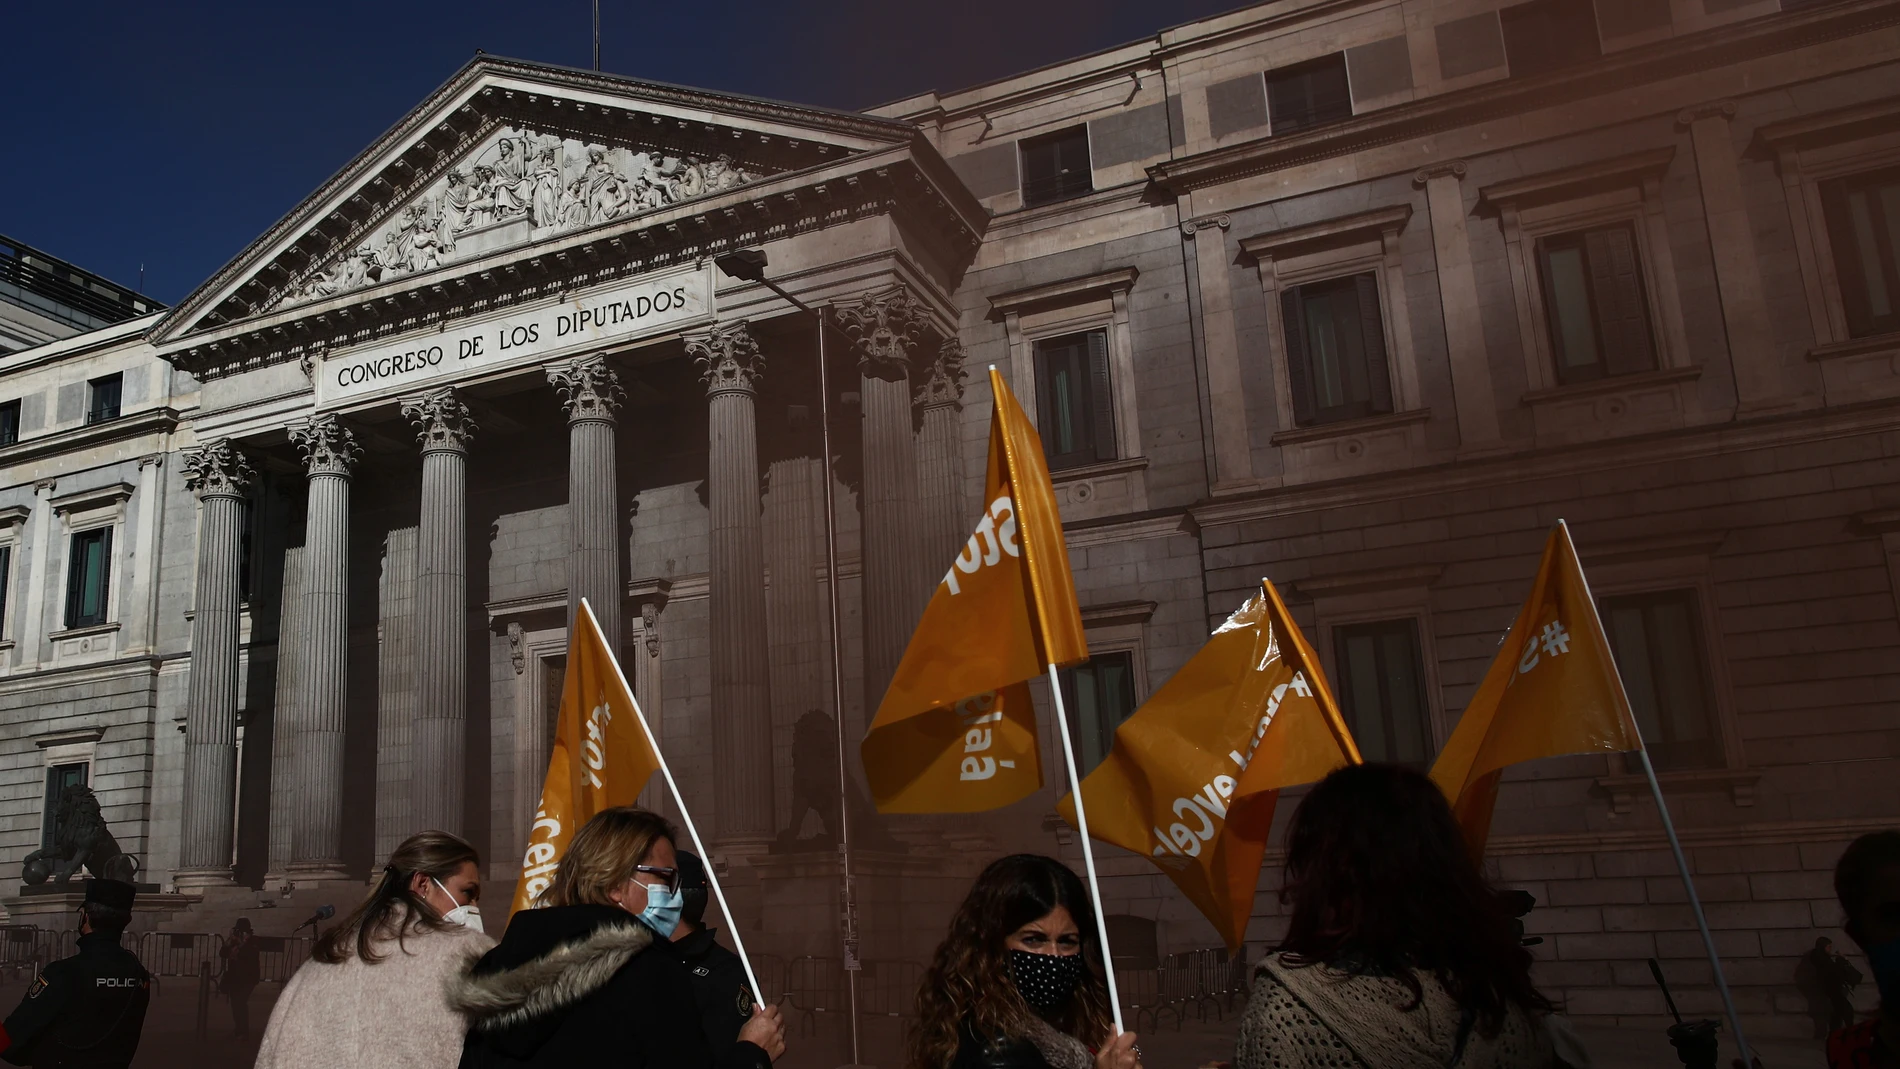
633;865;680;893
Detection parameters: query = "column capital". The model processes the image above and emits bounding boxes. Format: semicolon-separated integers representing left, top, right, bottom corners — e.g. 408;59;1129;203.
182;440;255;500
916;336;967;409
1179;213;1231;238
1412;160;1469;186
1676;100;1738;127
288;414;361;478
402;388;478;454
548;355;625;423
688;322;765;397
835;286;926;383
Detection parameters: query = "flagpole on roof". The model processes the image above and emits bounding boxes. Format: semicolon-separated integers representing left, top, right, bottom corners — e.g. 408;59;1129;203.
591;0;600;70
579;598;765;1010
1561;521;1752;1066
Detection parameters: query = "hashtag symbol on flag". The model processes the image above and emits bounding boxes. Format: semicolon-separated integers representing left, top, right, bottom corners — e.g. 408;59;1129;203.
1540;621;1571;658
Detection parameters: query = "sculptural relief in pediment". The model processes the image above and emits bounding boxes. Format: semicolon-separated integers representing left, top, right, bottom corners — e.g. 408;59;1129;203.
287;126;762;308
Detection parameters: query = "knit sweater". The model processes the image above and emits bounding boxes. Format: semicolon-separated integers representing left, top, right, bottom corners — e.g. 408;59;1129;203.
1236;956;1578;1069
254;921;494;1069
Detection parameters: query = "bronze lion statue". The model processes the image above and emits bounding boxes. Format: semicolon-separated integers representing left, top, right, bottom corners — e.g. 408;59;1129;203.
21;785;137;887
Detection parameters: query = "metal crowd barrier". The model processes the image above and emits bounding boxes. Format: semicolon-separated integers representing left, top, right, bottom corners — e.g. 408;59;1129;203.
783;955;842;1036
857;959;923;1019
1114;946;1251;1031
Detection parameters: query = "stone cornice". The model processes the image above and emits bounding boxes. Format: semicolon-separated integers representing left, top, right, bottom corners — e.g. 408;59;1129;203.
1192;398;1900;530
1239;205;1413;260
988;267;1139;317
1476;147;1677;212
0;407;182;471
1145;0;1899;195
1754;96;1900;156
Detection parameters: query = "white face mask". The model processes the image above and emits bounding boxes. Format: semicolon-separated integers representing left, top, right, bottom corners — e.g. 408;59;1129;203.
432;877;484;935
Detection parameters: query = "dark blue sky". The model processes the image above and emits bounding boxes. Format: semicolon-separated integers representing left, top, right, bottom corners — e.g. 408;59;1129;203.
8;1;1235;307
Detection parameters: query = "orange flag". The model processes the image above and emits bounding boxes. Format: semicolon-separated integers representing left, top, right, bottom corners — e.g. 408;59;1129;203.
511;600;661;914
1429;520;1642;857
1058;580;1362;950
861;367;1088;813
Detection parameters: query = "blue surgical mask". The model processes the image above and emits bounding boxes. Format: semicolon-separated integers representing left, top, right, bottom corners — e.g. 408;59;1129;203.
637;881;683;938
1866;937;1900;1008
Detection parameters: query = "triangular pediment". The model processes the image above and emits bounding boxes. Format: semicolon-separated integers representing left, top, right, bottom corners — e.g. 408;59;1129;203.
153;56;933;346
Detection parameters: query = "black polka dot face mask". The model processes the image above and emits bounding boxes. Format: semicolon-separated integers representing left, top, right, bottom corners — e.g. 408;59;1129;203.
1008;949;1084;1012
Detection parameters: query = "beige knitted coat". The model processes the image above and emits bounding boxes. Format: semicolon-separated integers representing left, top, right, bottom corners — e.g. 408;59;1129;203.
1236;957;1582;1069
254;921;494;1069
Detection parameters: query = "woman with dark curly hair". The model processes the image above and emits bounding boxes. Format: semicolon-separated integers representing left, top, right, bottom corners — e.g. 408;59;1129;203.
1236;763;1583;1068
911;854;1139;1069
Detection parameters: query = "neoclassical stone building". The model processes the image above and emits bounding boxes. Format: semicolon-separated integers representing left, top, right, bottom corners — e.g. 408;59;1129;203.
4;0;1898;1048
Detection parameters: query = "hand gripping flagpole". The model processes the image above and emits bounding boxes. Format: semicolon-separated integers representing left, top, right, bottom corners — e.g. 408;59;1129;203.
1046;666;1125;1033
1561;523;1752;1066
580;598;764;1011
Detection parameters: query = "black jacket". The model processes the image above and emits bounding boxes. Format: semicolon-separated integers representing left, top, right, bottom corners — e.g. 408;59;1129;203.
675;926;753;1053
951;1018;1092;1069
1;932;150;1068
452;905;768;1069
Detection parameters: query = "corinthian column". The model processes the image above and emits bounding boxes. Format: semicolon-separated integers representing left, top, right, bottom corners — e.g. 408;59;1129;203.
402;389;477;836
915;336;968;580
548;355;625;651
286;414;359;879
836;287;927;713
686;322;775;848
176;440;254;887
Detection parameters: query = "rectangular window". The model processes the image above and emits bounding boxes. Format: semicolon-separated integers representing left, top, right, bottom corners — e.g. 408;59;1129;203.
1600;589;1721;771
1034;330;1116;471
86;374;122;424
41;763;87;852
1020;126;1093;208
0;400;19;446
1267;55;1354;136
1280;273;1394;426
1535;224;1656;383
0;545;11;638
1334;619;1433;766
64;527;112;629
1062;651;1139;776
1501;0;1602;76
1822;167;1900;339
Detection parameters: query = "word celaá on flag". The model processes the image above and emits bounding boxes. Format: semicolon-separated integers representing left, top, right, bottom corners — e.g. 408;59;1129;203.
511;599;661;915
861;366;1088;813
1429;520;1641;857
1059;579;1362;950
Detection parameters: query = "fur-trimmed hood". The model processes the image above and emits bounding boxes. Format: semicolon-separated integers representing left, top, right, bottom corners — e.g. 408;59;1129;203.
449;906;654;1037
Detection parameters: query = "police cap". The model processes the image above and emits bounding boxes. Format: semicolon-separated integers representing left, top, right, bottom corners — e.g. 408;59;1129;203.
83;879;136;912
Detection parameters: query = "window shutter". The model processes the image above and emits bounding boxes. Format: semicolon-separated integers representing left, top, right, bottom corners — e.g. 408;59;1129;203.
1584;227;1656;376
1280;286;1317;426
1087;330;1116;461
1355;274;1395;415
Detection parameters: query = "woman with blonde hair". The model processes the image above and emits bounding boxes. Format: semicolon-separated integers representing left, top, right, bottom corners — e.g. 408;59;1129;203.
452;806;785;1068
913;854;1139;1069
254;830;491;1069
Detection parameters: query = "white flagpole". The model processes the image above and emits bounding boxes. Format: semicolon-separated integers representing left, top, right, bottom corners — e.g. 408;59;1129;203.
1560;522;1751;1066
1046;663;1125;1034
580;598;764;1009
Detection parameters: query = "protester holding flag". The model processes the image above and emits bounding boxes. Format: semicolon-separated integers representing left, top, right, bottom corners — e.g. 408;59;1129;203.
1236;764;1583;1069
911;854;1139;1069
453;807;785;1069
256;831;491;1069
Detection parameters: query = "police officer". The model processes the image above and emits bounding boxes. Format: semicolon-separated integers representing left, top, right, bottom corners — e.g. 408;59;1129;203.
668;852;765;1065
0;879;149;1068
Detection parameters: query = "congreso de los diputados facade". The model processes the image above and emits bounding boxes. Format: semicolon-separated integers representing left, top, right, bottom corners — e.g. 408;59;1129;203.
3;0;1898;1047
